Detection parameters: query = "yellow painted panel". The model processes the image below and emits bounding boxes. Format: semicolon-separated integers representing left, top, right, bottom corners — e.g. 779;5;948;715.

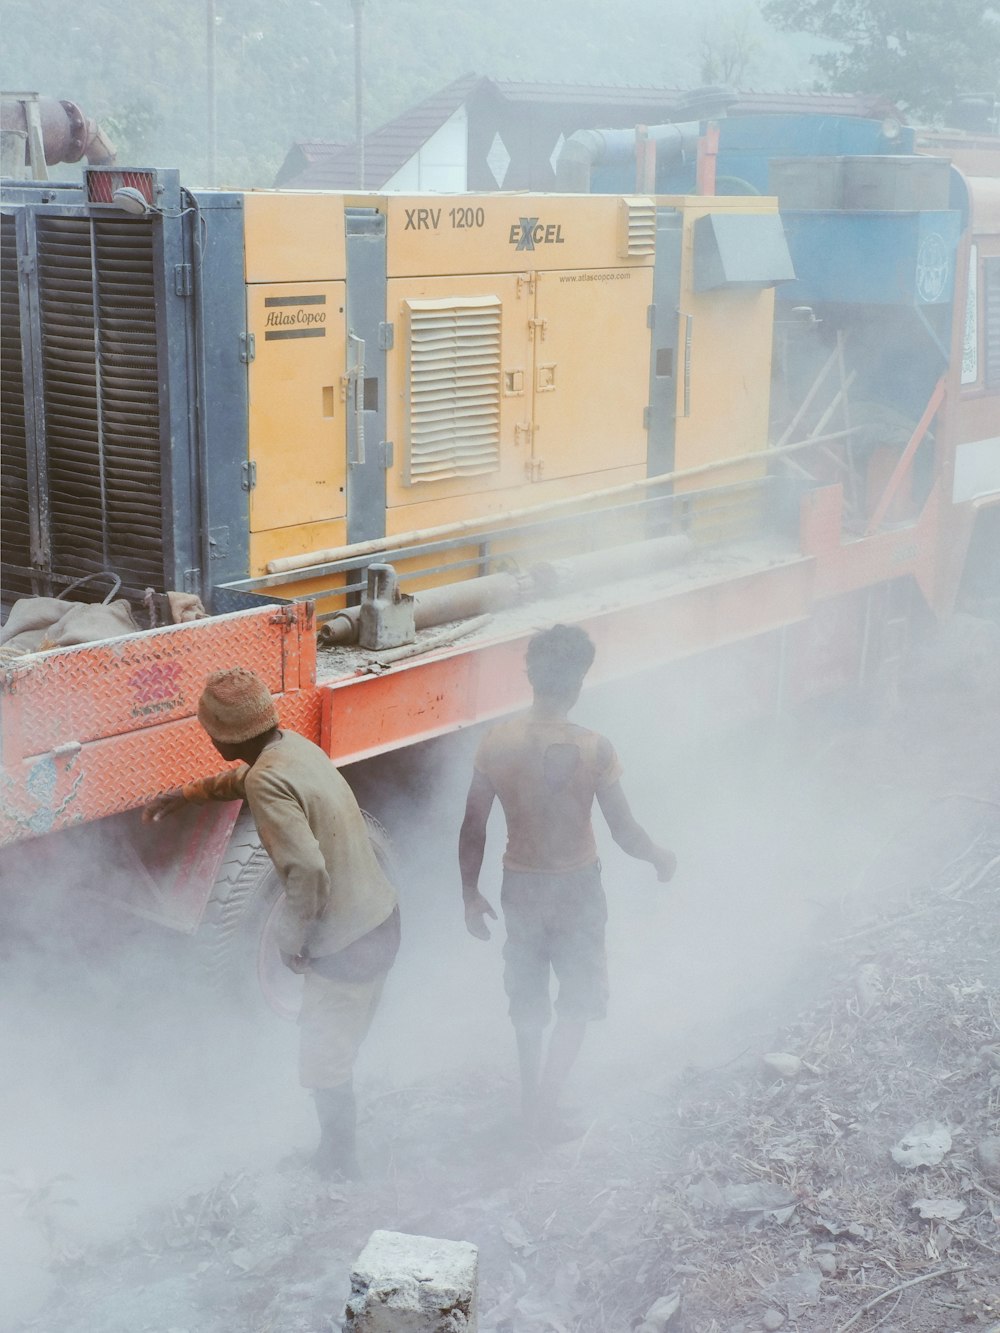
249;517;348;577
669;197;777;481
386;195;656;276
243;192;346;284
531;265;654;481
666;198;777;543
385;273;532;509
383;463;647;536
247;280;348;532
250;518;350;614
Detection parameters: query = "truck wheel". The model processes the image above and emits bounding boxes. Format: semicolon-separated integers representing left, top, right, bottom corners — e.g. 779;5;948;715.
197;805;396;1020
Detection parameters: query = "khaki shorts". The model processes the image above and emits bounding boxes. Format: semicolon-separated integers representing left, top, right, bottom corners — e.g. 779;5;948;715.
501;862;609;1028
299;969;387;1089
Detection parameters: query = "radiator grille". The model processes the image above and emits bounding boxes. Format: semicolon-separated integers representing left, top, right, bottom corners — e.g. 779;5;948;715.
0;214;32;587
620;197;656;258
405;296;502;483
94;221;163;583
35;216;163;589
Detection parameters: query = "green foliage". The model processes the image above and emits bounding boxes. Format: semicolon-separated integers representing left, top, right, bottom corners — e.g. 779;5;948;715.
763;0;1000;119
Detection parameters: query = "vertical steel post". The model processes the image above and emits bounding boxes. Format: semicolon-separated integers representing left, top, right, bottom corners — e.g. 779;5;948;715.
207;0;217;187
353;0;365;188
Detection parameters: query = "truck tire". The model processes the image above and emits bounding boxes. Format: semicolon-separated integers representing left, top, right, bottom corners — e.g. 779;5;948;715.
196;805;396;1020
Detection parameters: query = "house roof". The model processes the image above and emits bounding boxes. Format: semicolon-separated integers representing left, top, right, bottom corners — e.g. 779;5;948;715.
276;73;485;190
274;79;903;190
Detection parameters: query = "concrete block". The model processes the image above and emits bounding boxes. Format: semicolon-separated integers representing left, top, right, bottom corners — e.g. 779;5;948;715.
344;1229;478;1332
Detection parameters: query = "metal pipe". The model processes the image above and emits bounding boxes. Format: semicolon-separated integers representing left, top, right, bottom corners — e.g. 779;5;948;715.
267;428;863;578
0;96;116;168
367;614;494;668
319;570;527;646
554;122;701;192
530;534;693;598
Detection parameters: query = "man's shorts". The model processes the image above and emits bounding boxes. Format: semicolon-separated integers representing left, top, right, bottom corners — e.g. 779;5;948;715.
299;968;387;1089
500;862;609;1028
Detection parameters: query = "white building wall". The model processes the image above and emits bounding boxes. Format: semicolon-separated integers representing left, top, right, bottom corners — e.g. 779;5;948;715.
384;106;468;191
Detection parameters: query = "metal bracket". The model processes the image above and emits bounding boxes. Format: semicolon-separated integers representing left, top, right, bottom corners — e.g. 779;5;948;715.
647;303;656;329
241;460;257;491
378;321;394;350
379;440;394;469
240;332;256;364
174;263;192;297
347;332;366;466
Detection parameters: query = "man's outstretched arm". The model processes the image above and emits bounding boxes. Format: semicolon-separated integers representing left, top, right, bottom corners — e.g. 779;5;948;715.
459;769;499;939
596;779;676;882
142;765;249;823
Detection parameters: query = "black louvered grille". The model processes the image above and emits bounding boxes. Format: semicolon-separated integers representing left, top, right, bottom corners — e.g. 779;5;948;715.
0;214;33;584
35;215;164;590
36;217;103;575
94;221;163;583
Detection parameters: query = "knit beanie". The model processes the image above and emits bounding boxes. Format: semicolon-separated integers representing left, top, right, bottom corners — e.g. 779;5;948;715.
197;667;279;743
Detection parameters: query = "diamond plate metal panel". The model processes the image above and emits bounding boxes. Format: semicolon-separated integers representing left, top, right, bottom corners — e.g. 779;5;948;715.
0;604;313;763
0;686;323;847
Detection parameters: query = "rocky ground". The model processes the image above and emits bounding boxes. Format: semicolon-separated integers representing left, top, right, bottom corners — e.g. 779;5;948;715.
6;620;1000;1333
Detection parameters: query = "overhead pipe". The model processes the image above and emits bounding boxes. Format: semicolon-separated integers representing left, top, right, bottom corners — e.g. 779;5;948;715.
0;96;116;169
554;121;703;193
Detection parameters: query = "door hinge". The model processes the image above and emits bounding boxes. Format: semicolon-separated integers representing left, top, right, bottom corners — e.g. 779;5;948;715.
240;332;256;364
379;440;394;469
514;421;532;448
241;460;257;491
528;316;547;341
647;303;656;329
378;321;394;350
174;263;192;297
524;457;544;481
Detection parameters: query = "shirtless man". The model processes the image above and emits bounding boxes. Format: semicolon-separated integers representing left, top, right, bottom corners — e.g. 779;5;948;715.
459;624;675;1138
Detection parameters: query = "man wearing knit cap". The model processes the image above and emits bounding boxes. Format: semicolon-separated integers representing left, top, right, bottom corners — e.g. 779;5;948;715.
146;667;399;1179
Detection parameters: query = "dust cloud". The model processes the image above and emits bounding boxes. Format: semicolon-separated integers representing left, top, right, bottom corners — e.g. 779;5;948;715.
0;642;926;1329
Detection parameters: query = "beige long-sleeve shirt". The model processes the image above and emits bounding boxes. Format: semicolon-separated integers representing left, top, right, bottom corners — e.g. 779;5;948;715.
184;731;397;958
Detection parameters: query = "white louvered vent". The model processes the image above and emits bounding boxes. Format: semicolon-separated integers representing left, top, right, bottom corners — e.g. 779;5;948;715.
619;197;656;258
404;295;502;484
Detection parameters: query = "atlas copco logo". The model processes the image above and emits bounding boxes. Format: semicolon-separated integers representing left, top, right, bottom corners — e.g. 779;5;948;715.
509;217;566;250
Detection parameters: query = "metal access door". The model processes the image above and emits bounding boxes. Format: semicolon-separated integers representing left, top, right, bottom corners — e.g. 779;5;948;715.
384;273;532;513
529;265;654;482
246;281;348;534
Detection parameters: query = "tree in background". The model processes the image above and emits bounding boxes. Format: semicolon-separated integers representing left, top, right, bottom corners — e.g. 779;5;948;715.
763;0;1000;122
700;3;762;87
